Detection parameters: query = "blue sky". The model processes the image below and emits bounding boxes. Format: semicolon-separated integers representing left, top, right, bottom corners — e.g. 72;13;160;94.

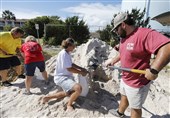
0;0;122;31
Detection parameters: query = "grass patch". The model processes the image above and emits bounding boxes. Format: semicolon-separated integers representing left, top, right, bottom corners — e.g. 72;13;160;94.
43;47;62;61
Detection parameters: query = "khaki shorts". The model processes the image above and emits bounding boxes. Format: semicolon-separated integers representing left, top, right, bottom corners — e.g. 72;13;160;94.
120;79;152;109
54;75;76;93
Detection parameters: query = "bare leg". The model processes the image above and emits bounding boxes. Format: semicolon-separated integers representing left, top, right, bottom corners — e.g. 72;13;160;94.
67;83;82;111
43;91;67;104
41;70;48;81
118;95;129;114
0;70;8;82
131;109;142;118
14;65;22;75
25;76;33;92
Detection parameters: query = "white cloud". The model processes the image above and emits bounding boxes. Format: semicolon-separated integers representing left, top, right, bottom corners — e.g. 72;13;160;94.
0;2;121;31
14;10;43;19
62;3;121;31
0;9;44;19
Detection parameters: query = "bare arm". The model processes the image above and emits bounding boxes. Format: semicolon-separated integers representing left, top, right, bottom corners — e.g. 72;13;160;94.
0;44;8;55
105;53;120;66
72;63;84;70
67;64;88;76
0;48;8;55
16;47;24;59
145;43;170;80
67;67;82;74
151;43;170;71
20;52;25;59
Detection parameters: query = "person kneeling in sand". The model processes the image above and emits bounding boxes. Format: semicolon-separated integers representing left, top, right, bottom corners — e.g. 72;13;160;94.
21;35;48;94
43;38;88;111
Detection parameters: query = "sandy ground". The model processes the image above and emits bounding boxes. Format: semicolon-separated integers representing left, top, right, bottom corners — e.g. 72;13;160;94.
1;39;170;118
0;69;169;118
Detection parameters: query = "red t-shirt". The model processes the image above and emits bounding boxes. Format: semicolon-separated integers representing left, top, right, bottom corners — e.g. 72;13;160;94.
120;27;170;88
21;41;44;64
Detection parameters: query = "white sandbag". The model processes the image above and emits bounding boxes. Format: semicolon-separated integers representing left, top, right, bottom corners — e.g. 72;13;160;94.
74;74;89;97
34;68;44;80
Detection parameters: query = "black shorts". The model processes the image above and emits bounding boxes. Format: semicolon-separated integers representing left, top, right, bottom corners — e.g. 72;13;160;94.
25;61;45;76
0;56;21;70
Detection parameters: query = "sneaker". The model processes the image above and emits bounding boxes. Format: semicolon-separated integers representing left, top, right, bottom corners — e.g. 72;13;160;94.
2;81;13;87
17;74;25;79
109;109;125;118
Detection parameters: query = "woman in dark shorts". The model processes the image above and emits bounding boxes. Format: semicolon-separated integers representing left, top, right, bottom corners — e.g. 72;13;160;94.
21;35;48;94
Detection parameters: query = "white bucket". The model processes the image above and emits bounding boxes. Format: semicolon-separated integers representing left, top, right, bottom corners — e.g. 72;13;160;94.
74;74;89;97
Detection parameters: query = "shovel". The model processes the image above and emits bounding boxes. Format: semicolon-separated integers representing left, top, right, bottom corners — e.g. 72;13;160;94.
108;66;146;74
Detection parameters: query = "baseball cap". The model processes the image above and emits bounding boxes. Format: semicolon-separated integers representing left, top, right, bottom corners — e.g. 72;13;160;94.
111;12;128;32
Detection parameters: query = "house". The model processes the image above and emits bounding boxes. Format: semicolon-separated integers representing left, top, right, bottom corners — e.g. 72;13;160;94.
0;18;27;31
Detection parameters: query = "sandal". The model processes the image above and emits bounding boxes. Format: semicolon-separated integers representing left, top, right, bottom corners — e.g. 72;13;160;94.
23;89;32;95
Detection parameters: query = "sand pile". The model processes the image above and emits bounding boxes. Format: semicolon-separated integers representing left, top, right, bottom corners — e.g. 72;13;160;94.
0;38;170;118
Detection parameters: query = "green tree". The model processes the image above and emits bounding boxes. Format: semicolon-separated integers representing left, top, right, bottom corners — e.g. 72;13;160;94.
22;16;63;38
49;16;63;24
65;16;90;44
3;25;12;31
44;16;90;45
127;8;150;28
2;10;16;31
2;10;16;20
44;24;66;45
99;8;150;47
22;16;90;46
98;25;112;43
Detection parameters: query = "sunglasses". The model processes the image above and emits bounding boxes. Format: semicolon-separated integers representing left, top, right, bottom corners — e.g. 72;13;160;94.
115;23;122;32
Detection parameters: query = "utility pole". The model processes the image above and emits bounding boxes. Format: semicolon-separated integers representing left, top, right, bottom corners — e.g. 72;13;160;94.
145;0;151;19
69;25;71;37
35;24;39;43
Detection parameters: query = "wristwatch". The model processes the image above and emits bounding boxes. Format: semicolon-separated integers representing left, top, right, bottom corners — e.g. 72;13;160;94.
150;68;159;75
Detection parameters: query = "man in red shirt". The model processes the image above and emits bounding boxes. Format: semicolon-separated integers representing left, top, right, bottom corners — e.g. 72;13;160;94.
106;12;170;118
21;35;48;94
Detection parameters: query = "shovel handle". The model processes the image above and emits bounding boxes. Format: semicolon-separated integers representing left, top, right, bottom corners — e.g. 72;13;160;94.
108;66;146;74
131;69;146;74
